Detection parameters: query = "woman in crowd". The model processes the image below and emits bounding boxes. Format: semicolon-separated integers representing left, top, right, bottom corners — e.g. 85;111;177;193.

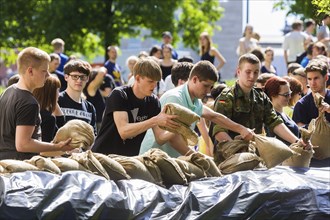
125;55;139;82
237;24;259;56
282;76;303;119
199;31;226;72
32;75;64;142
160;44;177;80
264;76;300;145
261;47;277;74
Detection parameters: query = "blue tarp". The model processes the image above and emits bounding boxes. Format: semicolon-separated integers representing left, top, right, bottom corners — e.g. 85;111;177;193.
0;166;329;219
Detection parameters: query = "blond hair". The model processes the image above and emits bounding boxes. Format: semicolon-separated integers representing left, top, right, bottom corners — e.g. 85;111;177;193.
17;47;50;75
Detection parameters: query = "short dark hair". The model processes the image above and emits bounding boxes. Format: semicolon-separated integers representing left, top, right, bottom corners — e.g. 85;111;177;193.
171;62;194;86
64;59;92;76
305;59;328;77
238;53;261;68
189;60;218;82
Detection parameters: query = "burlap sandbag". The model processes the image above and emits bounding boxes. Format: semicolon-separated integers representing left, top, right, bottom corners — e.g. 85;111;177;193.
179;152;222;177
175;158;206;181
220;140;250;159
51;157;90;172
0;160;39;173
41;119;95;157
309;93;330;159
142;148;188;185
160;103;200;146
282;143;314;168
164;103;200;126
253;135;296;169
219;152;262;175
25;156;61;174
0;164;4;173
69;150;109;180
93;153;130;181
110;154;157;184
135;155;163;186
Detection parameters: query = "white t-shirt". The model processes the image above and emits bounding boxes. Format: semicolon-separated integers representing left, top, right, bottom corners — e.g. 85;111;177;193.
283;31;308;62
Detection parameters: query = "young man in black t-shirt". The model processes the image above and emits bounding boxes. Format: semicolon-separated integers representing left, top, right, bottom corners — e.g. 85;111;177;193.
92;58;179;156
0;47;74;160
57;59;97;135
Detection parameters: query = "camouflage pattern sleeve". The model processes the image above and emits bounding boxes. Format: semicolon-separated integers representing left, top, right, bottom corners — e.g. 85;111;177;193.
212;88;234;136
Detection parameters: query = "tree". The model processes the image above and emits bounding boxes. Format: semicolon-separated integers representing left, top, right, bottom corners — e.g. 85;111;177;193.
0;0;223;66
273;0;330;23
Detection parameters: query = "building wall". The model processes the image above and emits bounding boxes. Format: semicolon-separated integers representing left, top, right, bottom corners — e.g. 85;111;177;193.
213;0;243;80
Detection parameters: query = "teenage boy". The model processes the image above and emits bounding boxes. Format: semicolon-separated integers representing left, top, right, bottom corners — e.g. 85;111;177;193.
57;59;97;135
92;58;179;156
139;60;254;158
0;47;73;160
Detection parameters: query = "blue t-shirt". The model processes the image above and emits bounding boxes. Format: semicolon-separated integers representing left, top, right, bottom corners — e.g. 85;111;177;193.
104;60;122;87
139;83;203;157
57;53;69;72
293;90;330;127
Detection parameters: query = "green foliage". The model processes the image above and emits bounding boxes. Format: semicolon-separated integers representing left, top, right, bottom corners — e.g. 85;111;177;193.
0;0;223;67
273;0;330;23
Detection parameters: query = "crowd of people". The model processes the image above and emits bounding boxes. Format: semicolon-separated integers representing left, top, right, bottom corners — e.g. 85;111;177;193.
0;14;330;168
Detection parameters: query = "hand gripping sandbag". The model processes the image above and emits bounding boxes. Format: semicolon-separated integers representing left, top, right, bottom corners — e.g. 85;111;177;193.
253;135;297;169
41;119;95;157
282;127;314;168
160;103;200;146
218;152;262;175
308;93;330;160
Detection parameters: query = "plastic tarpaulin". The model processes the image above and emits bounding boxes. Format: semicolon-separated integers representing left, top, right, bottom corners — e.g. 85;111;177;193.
0;166;329;219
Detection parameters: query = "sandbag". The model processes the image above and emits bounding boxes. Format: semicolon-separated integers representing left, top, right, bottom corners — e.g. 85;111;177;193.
25;156;61;174
41;119;95;158
0;159;39;173
160;103;200;146
219;140;250;159
163;103;200;126
309;117;330;160
110;154;157;184
142;149;188;185
309;93;330;159
219;152;262;175
253;135;296;169
93;153;130;181
0;164;4;173
175;158;206;181
282;143;314;168
69;150;109;180
51;157;90;172
180;152;222;177
135;155;163;186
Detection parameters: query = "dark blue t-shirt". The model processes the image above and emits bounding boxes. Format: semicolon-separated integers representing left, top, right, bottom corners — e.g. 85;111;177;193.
104;60;122;87
293;90;330;127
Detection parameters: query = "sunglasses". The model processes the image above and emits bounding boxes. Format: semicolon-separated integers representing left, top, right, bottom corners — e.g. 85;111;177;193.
278;91;292;98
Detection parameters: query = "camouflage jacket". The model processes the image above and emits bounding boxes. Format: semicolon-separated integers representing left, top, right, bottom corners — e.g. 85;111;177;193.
212;82;283;139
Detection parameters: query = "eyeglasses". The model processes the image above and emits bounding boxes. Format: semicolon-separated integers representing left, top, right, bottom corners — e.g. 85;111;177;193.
67;74;88;81
278;91;292;98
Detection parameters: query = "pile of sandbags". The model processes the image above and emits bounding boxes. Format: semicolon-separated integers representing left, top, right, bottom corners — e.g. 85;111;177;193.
0;149;222;187
160;103;200;146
